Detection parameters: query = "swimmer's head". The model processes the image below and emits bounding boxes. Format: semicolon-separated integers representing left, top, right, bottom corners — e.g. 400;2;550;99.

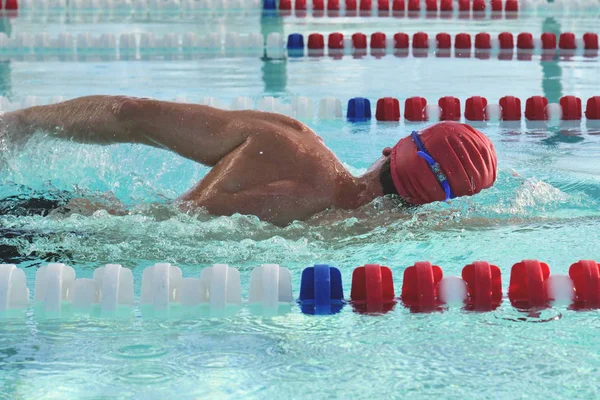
379;121;497;204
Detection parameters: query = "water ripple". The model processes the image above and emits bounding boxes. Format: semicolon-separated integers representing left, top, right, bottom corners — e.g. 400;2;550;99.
115;365;174;385
113;344;169;360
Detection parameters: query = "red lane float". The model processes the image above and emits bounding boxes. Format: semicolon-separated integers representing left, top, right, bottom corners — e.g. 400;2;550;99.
408;0;420;11
475;33;491;49
313;0;324;10
499;96;522;121
378;0;389;11
569;260;600;309
462;261;502;311
328;32;344;49
465;96;488;121
525;96;549;121
328;0;340;10
472;0;485;11
455;33;472;49
4;0;18;10
401;262;443;311
436;33;451;49
404;96;427;121
586;97;600;120
458;0;469;11
517;33;534;50
371;32;386;49
498;32;514;50
352;33;367;49
308;33;325;49
439;96;460;121
584;33;599;50
560;96;582;120
376;97;401;121
505;0;518;12
394;33;409;49
412;32;429;49
440;0;453;12
508;260;550;308
559;32;576;50
351;264;396;313
392;0;405;12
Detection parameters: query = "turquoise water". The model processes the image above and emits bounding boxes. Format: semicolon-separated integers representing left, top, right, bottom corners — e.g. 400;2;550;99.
1;9;600;399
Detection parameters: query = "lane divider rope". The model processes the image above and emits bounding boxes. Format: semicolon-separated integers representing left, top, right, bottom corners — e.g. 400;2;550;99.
5;95;600;125
1;260;598;316
268;0;600;15
6;0;599;17
0;31;597;61
9;0;263;13
274;0;523;15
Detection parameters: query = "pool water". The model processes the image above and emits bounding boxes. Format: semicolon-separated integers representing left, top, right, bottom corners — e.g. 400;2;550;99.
1;6;600;399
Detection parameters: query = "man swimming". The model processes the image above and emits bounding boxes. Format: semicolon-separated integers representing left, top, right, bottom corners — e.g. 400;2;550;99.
1;96;497;226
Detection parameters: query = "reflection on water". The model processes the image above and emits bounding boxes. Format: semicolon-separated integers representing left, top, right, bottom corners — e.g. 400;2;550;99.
541;17;563;103
261;13;287;95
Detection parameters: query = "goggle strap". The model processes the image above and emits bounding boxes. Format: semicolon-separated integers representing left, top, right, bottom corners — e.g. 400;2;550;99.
412;131;455;202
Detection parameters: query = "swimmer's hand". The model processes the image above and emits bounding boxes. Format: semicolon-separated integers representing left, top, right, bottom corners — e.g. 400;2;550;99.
0;110;33;147
1;96;140;146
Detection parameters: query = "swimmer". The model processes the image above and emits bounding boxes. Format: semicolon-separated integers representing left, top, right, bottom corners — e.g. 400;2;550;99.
1;96;497;226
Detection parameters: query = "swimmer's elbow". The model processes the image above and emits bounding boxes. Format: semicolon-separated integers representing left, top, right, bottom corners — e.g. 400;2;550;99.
115;97;140;120
113;97;147;143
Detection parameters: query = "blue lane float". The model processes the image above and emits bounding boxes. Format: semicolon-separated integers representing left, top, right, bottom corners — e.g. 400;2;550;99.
347;97;372;122
299;264;344;315
287;33;305;57
287;33;304;50
263;0;277;10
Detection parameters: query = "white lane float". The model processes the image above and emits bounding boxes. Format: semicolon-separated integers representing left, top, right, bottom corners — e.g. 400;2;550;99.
71;264;134;314
0;264;29;314
34;263;75;314
141;263;182;313
248;264;293;313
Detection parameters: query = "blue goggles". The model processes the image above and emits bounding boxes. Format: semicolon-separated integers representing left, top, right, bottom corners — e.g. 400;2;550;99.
411;131;455;202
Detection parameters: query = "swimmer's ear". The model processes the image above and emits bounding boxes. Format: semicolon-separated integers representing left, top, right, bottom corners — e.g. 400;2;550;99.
382;147;392;157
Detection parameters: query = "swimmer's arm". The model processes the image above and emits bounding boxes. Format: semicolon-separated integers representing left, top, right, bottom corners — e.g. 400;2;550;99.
7;96;306;166
123;98;307;166
5;96;137;146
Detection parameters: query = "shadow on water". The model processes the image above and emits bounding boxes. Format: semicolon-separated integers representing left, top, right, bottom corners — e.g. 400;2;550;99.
541;129;585;147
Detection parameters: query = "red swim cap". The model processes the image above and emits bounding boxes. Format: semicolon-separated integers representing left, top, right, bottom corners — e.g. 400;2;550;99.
389;121;497;204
